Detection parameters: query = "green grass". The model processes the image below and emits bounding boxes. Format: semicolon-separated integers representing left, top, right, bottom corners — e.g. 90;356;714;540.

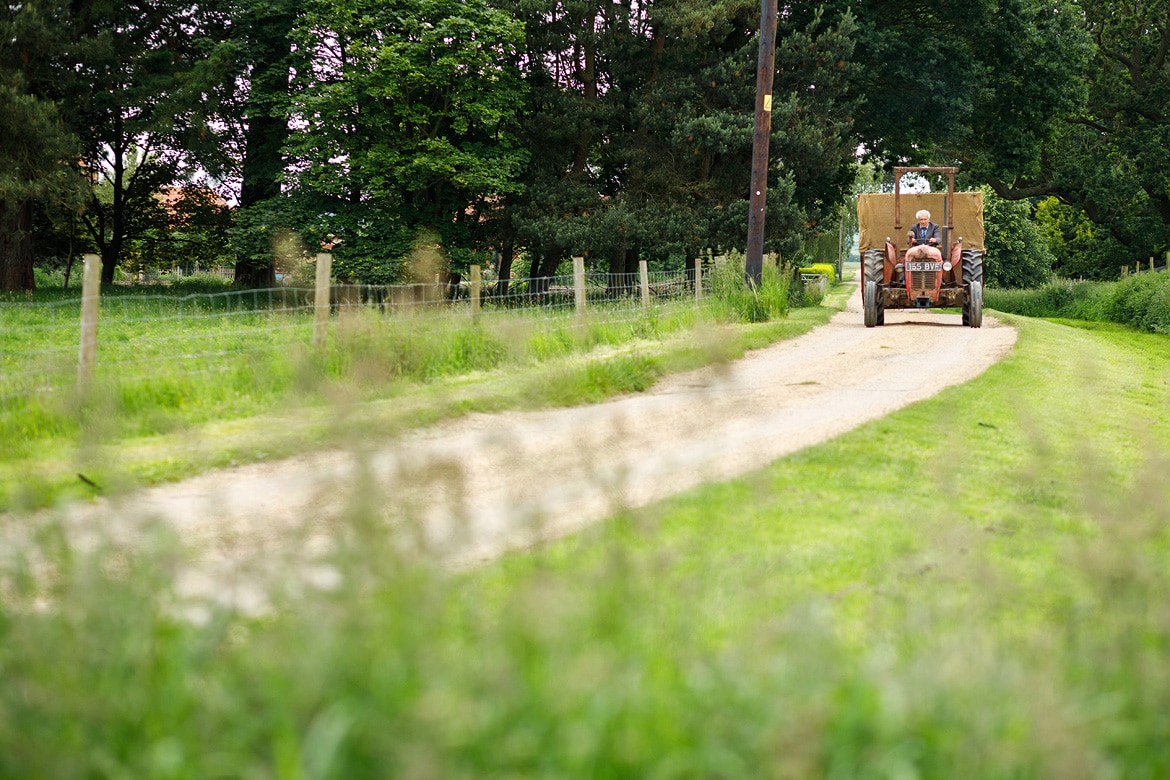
1;266;822;509
4;296;1170;775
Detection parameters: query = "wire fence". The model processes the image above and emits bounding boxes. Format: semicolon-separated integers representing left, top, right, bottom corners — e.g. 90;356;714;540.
1;260;716;413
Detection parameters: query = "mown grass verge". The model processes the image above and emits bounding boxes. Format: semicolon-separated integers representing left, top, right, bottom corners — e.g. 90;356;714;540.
3;298;1170;775
1;265;844;510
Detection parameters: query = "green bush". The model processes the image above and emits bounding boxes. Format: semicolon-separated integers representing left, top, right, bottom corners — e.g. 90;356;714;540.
170;272;235;293
797;262;836;284
986;272;1170;333
32;267;82;290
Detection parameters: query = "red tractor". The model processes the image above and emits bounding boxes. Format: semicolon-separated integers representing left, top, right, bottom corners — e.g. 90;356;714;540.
857;166;985;328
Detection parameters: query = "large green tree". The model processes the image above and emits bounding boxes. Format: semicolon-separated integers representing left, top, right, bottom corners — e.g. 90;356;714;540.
64;0;234;285
227;0;301;287
845;0;1091;178
978;0;1170;272
0;0;81;292
503;0;860;289
282;0;528;283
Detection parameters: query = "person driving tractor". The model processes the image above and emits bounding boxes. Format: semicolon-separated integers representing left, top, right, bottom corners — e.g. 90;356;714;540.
905;209;942;263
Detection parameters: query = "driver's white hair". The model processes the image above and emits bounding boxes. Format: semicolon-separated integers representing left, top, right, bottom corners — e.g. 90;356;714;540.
915;209;931;220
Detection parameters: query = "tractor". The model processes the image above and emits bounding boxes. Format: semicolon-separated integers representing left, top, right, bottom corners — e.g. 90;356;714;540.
857;166;984;328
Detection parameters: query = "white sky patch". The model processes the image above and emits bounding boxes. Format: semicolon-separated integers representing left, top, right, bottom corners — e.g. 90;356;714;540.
899;172;931;192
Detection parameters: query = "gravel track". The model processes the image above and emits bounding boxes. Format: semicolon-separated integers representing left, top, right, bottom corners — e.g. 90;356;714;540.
38;282;1017;606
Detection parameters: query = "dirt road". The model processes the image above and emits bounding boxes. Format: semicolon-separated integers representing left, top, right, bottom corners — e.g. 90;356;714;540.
48;283;1016;605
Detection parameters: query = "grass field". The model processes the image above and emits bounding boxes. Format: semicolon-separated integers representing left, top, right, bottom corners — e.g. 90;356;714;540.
0;262;807;509
3;287;1170;776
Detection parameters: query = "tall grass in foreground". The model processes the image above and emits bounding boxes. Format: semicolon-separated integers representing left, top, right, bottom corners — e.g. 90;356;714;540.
2;315;1169;775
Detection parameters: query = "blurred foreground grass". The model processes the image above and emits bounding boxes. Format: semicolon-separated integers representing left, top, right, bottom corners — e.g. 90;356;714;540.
4;306;1170;776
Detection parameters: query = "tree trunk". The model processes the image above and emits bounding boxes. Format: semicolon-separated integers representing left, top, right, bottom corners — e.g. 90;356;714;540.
101;242;121;286
100;132;126;287
496;235;514;298
0;200;34;292
234;103;286;288
63;213;77;289
529;245;561;296
608;244;637;296
569;36;598;180
234;4;296;289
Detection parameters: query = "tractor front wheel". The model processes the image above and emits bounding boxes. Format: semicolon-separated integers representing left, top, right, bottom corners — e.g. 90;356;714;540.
862;249;885;327
864;280;881;327
961;249;984;326
965;280;983;328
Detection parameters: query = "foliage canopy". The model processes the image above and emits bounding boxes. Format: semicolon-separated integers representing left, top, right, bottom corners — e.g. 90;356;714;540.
0;0;1160;288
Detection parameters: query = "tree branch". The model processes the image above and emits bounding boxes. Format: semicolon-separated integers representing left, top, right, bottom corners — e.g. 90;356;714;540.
985;176;1054;201
1104;43;1148;95
1156;9;1170;70
1068;116;1115;134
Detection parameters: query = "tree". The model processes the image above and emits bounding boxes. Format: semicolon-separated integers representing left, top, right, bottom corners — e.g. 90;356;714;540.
123;184;233;275
64;0;234;285
228;0;301;287
1033;196;1120;280
282;0;528;283
845;0;1091;180
503;0;861;289
0;1;82;292
911;0;1170;274
981;187;1054;288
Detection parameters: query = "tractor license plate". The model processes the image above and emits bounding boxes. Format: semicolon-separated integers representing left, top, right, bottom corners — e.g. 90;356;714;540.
907;261;943;272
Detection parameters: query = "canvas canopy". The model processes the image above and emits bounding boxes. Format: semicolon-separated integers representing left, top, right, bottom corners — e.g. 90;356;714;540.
857;191;984;252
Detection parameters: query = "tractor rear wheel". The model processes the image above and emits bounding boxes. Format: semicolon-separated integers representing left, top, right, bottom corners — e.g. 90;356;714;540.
862;249;885;326
966;280;984;328
864;280;880;327
961;249;984;326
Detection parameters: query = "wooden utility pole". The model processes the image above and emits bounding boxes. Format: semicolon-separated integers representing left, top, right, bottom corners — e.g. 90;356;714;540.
745;0;778;288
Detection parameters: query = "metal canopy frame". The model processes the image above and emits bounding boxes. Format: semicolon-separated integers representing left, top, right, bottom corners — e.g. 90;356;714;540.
893;166;957;243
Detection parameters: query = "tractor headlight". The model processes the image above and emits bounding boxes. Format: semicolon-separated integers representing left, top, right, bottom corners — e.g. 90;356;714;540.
943;261;953;272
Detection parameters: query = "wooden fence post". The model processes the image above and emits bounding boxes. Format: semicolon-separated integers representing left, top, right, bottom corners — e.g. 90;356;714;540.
315;252;332;347
78;253;101;393
639;259;650;310
573;256;586;320
1151;257;1156;273
470;264;481;321
695;255;703;305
